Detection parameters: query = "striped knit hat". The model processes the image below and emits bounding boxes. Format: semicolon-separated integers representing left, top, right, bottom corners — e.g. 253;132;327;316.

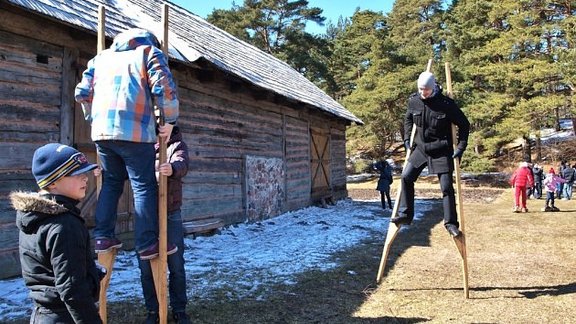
32;143;97;189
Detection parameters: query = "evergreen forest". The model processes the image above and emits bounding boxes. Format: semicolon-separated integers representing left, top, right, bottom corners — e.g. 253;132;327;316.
206;0;576;172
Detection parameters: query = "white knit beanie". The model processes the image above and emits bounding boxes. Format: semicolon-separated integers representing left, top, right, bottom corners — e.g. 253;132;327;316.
417;71;436;89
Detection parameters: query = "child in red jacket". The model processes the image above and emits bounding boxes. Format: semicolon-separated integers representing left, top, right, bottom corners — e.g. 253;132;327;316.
510;162;534;212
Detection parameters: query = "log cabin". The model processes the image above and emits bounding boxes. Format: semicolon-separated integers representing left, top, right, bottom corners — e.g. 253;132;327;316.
0;0;362;279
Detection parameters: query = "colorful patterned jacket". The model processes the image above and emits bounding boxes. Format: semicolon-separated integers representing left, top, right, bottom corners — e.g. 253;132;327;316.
75;28;179;143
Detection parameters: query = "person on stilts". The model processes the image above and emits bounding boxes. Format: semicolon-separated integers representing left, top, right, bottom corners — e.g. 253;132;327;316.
75;28;180;259
391;71;470;237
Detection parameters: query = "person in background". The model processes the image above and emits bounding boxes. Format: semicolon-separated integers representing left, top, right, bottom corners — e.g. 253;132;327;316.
509;161;534;213
11;143;104;323
374;160;393;209
75;28;179;260
556;160;567;199
542;168;566;212
138;126;191;324
525;162;535;198
392;71;470;237
561;163;575;200
532;163;544;199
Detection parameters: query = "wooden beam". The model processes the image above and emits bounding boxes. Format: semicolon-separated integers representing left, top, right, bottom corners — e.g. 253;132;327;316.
150;4;170;324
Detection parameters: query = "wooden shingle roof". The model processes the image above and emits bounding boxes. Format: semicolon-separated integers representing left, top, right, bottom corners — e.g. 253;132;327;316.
5;0;363;125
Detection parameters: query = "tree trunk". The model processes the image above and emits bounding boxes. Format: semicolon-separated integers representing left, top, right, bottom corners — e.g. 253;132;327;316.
555;107;561;131
535;134;542;162
522;136;532;162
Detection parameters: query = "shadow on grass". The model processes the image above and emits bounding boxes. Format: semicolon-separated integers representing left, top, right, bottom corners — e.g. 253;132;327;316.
470;282;576;299
389;282;576;301
379;198;444;278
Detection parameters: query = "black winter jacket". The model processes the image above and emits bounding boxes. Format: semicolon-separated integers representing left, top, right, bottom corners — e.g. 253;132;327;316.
11;192;102;323
404;88;470;174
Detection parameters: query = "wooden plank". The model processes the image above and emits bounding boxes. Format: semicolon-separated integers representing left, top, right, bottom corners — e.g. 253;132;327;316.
182;218;224;234
182;198;243;217
151;6;170;323
0;5;96;51
183;184;243;199
0;143;40;170
60;47;77;145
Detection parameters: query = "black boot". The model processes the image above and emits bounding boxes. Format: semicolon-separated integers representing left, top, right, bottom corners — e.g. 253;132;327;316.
143;312;159;324
173;311;191;324
445;224;461;237
390;214;412;225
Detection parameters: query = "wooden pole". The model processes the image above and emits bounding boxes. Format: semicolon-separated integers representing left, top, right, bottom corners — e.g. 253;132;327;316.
95;6;119;324
376;126;415;282
376;59;433;282
150;3;169;324
444;62;470;299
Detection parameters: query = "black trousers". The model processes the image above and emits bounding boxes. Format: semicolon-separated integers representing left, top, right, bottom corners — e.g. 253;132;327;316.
398;161;459;226
379;190;392;209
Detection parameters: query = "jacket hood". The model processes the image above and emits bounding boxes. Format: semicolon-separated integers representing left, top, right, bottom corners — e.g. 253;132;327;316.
111;28;160;52
156;126;182;149
10;192;79;234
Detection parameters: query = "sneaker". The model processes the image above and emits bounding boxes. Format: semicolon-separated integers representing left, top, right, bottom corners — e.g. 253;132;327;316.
542;206;552;212
445;224;461;237
552;206;560;212
521;207;528;213
94;238;123;253
139;242;178;260
143;311;159;324
173;311;191;324
512;206;520;213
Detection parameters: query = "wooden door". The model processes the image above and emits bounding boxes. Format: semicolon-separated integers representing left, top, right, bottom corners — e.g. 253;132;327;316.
310;128;331;200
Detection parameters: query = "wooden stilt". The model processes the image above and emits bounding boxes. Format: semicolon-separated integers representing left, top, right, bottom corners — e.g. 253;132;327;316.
376;60;433;283
149;4;170;324
94;6;121;323
376;127;415;282
97;249;117;323
445;62;470;299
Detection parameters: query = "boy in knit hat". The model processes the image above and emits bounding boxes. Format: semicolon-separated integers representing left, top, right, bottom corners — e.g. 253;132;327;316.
10;143;104;323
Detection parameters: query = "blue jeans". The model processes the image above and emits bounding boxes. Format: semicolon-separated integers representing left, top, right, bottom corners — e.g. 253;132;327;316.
137;209;187;313
562;183;573;199
94;141;158;251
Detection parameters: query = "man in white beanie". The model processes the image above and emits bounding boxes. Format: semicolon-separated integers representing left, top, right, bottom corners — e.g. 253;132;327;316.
392;71;470;237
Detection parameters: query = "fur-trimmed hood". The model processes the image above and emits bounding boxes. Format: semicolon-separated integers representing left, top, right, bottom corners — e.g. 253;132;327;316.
10;191;81;234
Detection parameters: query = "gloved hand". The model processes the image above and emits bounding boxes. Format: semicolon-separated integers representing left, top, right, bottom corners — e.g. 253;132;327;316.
452;148;464;159
95;261;107;281
404;140;411;151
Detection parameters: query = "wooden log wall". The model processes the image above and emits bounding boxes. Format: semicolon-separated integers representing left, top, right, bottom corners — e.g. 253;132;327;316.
0;22;69;279
0;5;351;279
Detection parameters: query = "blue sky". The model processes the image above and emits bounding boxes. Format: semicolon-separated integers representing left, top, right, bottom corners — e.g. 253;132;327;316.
171;0;395;34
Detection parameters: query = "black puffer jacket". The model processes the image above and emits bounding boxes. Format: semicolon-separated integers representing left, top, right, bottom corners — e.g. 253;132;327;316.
404;88;470;174
11;192;102;323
